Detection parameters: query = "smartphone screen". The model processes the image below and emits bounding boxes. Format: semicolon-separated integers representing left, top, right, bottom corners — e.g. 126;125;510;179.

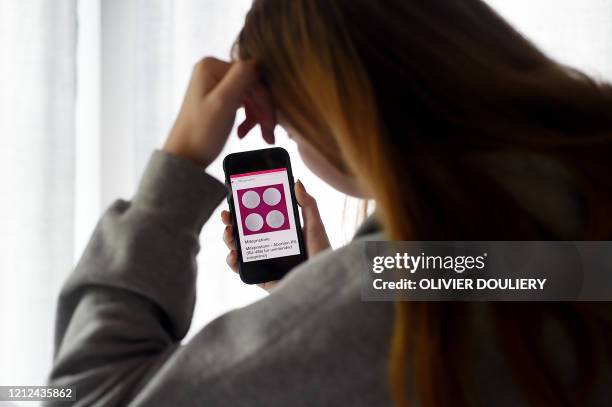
224;148;306;284
230;167;301;262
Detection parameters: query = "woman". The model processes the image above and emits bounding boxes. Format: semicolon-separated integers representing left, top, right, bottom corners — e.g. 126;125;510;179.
48;0;612;406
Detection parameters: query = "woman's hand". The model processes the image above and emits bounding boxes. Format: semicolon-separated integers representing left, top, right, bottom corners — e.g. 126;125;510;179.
163;57;276;167
222;180;331;292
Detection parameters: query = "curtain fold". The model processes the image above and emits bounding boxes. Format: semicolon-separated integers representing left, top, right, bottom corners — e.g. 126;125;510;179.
0;0;77;386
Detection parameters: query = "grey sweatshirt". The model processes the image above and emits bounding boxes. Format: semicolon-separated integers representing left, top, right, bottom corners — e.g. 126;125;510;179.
47;150;611;406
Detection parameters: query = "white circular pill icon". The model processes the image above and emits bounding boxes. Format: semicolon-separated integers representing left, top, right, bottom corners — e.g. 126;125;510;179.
241;190;260;209
266;210;285;229
263;187;282;206
245;213;264;231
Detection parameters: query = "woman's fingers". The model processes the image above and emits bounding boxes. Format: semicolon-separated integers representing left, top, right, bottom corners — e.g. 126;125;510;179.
295;180;317;210
223;225;236;251
194;57;232;96
222;210;238;272
221;210;232;226
248;83;276;144
237;82;276;143
164;57;260;167
221;211;236;250
238;98;258;138
294;180;332;257
226;250;239;273
210;59;258;108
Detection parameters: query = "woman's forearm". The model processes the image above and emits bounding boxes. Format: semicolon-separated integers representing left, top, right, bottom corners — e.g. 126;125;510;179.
46;150;227;406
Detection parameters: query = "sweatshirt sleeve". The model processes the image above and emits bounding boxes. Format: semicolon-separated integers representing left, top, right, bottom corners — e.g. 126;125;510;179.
46;150;227;406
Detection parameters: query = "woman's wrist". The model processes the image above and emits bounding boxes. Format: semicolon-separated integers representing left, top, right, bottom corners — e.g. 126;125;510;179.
163;125;212;169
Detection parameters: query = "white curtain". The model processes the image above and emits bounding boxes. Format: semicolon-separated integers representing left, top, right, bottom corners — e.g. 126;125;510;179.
486;0;612;79
0;0;77;389
0;0;610;390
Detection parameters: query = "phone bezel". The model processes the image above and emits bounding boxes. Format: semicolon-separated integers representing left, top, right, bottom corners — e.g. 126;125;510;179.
223;147;307;284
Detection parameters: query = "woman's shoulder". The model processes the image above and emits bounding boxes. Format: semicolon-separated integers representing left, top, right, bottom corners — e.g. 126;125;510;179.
275;231;386;301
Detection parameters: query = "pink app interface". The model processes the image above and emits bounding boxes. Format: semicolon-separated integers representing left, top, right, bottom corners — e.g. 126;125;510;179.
230;168;301;262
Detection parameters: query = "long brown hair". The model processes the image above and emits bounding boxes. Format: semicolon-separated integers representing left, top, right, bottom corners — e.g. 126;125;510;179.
236;0;612;405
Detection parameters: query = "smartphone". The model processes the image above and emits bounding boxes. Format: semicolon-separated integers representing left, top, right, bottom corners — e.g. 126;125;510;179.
223;147;307;284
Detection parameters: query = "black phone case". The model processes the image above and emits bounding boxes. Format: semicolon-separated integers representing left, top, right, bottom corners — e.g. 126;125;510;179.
223;147;307;284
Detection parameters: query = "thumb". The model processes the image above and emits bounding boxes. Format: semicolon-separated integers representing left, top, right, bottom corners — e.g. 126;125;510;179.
295;180;331;256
